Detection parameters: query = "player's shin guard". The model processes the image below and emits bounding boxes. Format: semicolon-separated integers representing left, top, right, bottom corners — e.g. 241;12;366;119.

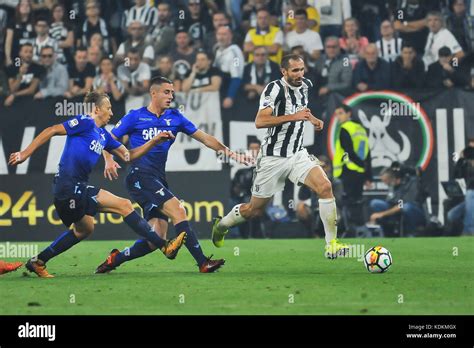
174;221;206;266
218;204;247;231
36;230;81;263
124;211;166;249
114;239;153;267
318;198;338;244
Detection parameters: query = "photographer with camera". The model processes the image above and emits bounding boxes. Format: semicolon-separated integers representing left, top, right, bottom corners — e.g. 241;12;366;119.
368;165;426;236
447;139;474;235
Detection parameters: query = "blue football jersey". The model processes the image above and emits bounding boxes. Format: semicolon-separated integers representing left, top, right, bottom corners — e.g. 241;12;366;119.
112;107;197;178
56;115;122;186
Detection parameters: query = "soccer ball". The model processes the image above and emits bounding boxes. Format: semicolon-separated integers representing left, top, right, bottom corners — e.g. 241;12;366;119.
364;246;392;273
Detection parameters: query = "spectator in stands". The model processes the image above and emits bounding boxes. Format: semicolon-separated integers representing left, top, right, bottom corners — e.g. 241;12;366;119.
65;47;95;99
117;48;151;111
353;44;391;92
284;0;320;33
77;0;115;56
147;2;175;58
50;4;74;65
339;17;369;68
87;45;102;75
89;33;107;56
447;138;474;235
368;167;426;236
4;0;35;67
426;46;470;88
175;0;213;49
31;17;59;64
296;155;343;237
351;0;390;42
4;42;44;106
376;20;403;63
313;0;351;41
314;36;352;97
284;9;323;64
93;56;124;101
170;29;197;87
392;42;426;89
30;0;55;18
241;0;278;33
204;11;241;54
151;55;176;83
182;50;222;92
244;8;283;64
115;20;154;66
34;45;69;99
214;26;245;109
393;0;430;55
242;46;280;101
445;0;474;53
124;0;158;32
423;11;464;69
230;139;263;239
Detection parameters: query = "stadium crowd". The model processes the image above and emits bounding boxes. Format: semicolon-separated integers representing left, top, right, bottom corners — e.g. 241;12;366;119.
0;0;474;109
0;0;473;238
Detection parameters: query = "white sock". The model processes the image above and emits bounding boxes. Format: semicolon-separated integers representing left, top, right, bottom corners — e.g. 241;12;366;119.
217;204;247;232
319;198;338;244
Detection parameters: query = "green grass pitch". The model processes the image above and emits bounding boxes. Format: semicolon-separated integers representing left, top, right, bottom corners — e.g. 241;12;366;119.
1;237;473;315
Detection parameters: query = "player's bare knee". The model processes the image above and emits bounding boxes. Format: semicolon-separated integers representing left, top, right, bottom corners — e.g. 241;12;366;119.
119;199;134;216
318;180;333;199
73;227;93;239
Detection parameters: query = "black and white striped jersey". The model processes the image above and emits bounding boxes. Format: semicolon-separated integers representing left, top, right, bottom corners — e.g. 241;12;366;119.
259;77;313;158
125;4;158;28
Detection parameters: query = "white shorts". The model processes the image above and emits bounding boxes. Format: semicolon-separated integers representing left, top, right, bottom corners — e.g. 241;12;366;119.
251;148;320;198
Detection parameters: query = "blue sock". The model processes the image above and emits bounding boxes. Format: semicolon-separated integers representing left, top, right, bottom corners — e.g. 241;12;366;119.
37;230;81;263
123;211;166;249
114;239;154;266
175;221;207;266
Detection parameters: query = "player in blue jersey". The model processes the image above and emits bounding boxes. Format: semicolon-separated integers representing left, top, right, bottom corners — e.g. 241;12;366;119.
95;76;252;273
8;91;187;278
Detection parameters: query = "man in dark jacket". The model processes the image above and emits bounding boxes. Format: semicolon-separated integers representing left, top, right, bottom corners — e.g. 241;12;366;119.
426;46;470;88
392;42;426;89
353;43;391;91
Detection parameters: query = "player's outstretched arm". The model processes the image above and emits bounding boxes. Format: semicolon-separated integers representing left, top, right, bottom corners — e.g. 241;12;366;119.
191;129;254;166
255;107;311;129
8;124;66;166
126;130;175;161
102;133;129;180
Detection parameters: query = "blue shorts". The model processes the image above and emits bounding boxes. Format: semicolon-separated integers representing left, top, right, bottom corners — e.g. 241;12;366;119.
52;178;100;228
125;167;174;221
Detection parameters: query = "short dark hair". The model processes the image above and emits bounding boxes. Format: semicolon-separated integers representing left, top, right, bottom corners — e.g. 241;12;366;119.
438;46;452;57
75;46;87;54
196;49;212;60
248;138;261;146
128;47;140;56
335;103;352;115
40;46;54;54
256;7;270;15
84;90;109;106
295;9;307;18
35;17;49;25
401;41;416;51
19;42;33;51
281;54;304;69
150;76;173;87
